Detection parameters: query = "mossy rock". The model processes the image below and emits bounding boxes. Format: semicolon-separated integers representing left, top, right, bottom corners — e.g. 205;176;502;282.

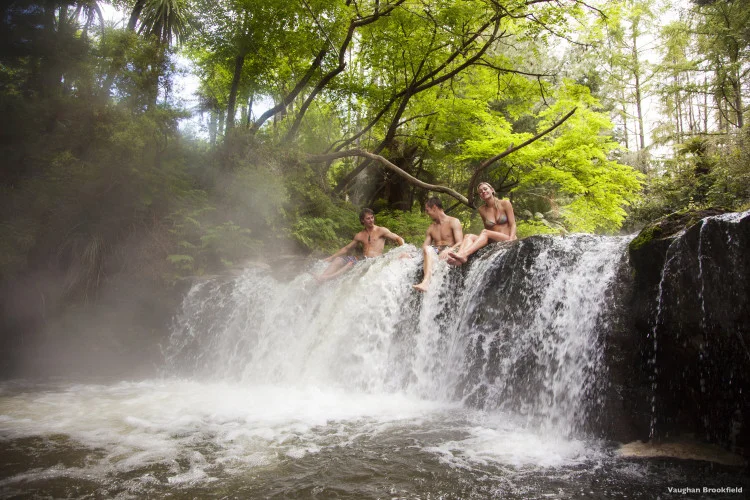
629;207;728;253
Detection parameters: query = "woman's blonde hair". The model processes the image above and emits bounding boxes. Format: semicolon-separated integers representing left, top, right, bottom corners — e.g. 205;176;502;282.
476;182;495;195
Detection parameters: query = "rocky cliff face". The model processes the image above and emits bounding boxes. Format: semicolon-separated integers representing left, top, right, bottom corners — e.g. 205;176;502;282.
627;209;750;456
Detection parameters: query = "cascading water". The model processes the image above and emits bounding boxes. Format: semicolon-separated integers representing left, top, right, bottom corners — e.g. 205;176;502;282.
647;232;686;439
2;233;748;498
452;235;632;435
166;235;630;436
644;210;750;450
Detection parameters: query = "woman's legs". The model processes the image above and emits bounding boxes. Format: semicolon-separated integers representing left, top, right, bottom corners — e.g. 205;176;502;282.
449;230;511;265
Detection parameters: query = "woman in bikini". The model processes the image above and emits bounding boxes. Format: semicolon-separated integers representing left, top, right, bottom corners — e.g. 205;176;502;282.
448;182;516;266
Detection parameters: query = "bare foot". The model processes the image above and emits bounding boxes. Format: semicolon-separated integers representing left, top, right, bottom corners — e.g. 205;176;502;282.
447;251;467;266
413;282;429;293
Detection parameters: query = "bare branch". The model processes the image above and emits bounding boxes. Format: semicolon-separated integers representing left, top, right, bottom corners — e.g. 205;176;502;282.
476;59;554;79
467;107;577;204
250;48;328;134
310;149;471;206
396;112;439;128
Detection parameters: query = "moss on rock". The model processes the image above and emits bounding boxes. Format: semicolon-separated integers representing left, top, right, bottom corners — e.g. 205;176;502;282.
629;208;728;254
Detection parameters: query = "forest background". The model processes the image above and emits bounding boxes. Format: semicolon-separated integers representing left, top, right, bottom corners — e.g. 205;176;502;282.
1;0;749;368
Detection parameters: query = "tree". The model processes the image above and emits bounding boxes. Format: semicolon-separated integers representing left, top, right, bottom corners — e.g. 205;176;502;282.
693;0;750;130
596;0;660;163
103;0;190;101
136;0;190;46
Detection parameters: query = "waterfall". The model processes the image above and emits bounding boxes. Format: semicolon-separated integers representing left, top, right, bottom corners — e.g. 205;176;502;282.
644;209;750;446
4;222;749;497
647;233;685;439
453;235;632;435
166;234;632;436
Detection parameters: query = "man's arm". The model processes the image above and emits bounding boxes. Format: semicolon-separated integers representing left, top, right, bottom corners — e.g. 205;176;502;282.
421;229;433;249
325;238;359;261
382;228;405;246
450;217;464;246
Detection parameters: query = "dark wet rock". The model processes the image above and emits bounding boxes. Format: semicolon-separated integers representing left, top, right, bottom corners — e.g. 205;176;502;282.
594;254;651;443
627;209;750;457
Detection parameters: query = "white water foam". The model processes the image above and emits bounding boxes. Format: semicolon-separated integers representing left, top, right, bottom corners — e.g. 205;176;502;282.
0;379;596;490
2;236;636;490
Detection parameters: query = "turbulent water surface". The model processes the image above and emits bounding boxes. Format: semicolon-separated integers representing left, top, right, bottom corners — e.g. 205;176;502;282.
1;237;747;498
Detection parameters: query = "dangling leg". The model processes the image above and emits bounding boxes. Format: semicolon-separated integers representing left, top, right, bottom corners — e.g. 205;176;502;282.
413;247;435;292
314;257;354;282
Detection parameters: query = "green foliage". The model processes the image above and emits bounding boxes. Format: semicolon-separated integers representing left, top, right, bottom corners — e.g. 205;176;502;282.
516;220;561;239
167;208;261;277
291;217;341;253
705;131;750;208
137;0;192;46
371;209;430;247
0;106;200;295
497;81;644;233
289;203;361;254
627;130;750;226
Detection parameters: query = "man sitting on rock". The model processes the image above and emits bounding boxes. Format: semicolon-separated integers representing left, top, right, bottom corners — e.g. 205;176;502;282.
314;208;405;282
413;197;463;292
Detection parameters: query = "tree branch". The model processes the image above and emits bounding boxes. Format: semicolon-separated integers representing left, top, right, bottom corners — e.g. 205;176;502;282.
333;16;503;193
467;107;577;204
284;1;406;142
332;14;501;156
309;149;471;206
250;47;328;134
396;112;439;128
476;59;554;78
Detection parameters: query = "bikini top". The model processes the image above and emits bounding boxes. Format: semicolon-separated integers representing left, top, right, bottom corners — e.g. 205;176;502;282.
483;199;509;228
484;214;508;228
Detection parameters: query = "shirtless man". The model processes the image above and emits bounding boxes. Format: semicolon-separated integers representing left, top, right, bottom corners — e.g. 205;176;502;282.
315;208;405;282
413;197;463;292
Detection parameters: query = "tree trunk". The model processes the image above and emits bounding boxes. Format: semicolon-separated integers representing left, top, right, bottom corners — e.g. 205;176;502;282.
383;145;419;211
703;78;709;133
128;0;146;31
246;94;254;127
631;26;646;151
620;86;629;150
209;110;217;146
733;79;743;129
678;97;684;141
225;53;245;132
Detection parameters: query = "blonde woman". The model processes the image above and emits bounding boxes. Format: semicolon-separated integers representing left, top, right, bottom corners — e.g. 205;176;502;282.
448;182;516;266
